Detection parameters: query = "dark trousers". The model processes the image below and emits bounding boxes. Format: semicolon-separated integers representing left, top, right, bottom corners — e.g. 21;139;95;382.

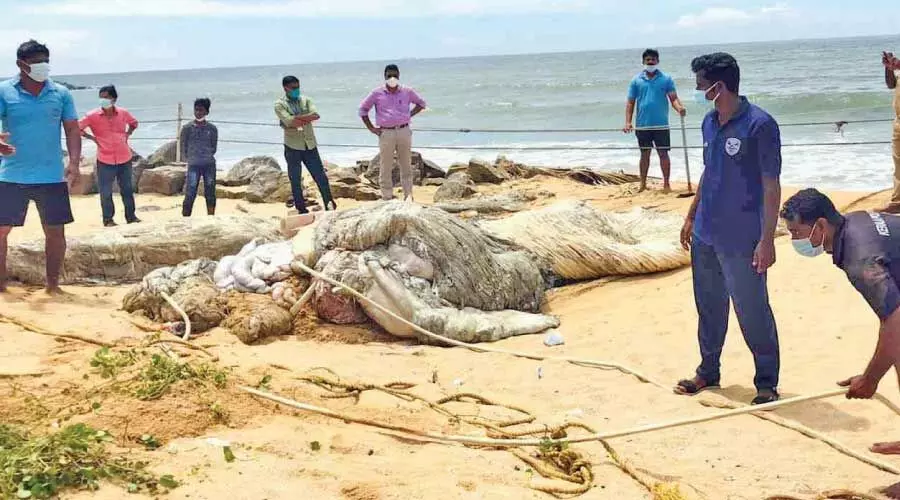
97;161;136;223
182;163;217;216
284;146;334;213
692;239;780;391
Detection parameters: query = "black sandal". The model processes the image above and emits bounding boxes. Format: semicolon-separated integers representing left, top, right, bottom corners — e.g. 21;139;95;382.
674;377;720;396
751;389;780;405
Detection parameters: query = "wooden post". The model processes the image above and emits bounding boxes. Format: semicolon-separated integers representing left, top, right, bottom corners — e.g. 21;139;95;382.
175;102;183;163
681;114;692;193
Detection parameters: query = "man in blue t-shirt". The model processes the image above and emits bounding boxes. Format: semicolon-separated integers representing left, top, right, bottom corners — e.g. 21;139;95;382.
0;40;82;294
624;48;686;193
674;52;783;405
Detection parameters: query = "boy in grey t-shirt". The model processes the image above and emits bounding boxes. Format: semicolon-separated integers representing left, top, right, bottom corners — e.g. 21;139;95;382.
180;98;218;216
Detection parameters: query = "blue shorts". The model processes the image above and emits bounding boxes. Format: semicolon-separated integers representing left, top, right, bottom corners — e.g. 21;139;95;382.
0;181;74;227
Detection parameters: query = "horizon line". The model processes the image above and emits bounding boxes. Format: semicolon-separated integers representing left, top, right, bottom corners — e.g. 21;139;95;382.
58;32;898;79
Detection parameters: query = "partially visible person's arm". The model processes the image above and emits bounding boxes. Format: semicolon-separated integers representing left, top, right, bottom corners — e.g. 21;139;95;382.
624;78;638;133
298;98;320;124
0;98;13;156
680;174;704;251
274;100;295;129
126;110;138;136
359;91;381;136
63;120;82;187
179;124;190;161
840;258;900;398
753;119;782;273
409;89;426;118
61;90;82;187
79;115;96;143
210;124;218;156
885;52;897;89
667;75;686;116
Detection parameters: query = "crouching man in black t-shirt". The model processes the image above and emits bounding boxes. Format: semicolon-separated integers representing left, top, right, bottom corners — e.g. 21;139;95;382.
782;188;900;495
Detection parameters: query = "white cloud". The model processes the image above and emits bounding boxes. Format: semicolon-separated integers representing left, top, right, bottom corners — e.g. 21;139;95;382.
676;3;794;28
0;29;91;55
22;0;593;18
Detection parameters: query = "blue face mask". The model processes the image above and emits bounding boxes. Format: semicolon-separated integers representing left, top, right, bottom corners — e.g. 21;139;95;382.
288;88;301;100
791;223;825;258
693;82;720;105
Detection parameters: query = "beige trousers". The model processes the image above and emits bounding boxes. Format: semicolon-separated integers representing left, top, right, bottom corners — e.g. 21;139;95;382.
892;120;900;206
378;127;413;201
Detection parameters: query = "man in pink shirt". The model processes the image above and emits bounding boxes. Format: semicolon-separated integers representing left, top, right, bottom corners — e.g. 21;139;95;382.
359;64;427;201
80;85;140;226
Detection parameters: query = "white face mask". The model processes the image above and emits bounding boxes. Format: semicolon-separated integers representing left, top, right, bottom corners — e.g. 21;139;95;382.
26;62;50;83
195;116;207;122
386;77;399;88
644;64;658;73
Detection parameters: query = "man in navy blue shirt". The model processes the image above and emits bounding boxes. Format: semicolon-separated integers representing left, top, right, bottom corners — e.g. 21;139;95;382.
781;188;900;498
624;48;686;193
675;52;783;405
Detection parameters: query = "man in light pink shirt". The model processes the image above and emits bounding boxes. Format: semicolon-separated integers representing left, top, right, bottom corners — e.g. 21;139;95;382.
359;64;427;201
80;84;140;226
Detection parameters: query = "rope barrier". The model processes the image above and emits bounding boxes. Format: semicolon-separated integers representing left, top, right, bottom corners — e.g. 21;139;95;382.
126;136;893;151
137;116;896;133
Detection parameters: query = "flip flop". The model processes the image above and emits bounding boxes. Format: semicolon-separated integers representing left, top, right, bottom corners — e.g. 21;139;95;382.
674;378;720;396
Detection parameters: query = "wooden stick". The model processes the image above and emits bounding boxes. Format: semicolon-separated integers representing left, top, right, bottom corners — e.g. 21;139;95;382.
160;291;192;341
0;313;115;347
293;261;666;388
240;386;881;453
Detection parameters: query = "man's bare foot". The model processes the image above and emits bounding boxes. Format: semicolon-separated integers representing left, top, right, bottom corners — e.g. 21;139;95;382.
662;185;672;194
872;441;900;455
883;482;900;499
44;286;71;297
879;204;900;214
0;282;6;293
637;185;647;193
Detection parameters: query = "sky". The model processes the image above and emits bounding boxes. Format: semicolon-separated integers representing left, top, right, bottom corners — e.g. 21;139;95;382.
2;0;898;75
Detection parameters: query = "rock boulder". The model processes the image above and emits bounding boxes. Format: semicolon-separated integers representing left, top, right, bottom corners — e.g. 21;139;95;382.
148;140;177;167
364;151;444;188
221;156;281;187
138;165;186;195
433;181;477;202
245;168;283;202
467;159;509;184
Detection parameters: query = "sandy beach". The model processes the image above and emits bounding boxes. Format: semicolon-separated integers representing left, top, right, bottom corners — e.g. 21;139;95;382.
2;176;899;500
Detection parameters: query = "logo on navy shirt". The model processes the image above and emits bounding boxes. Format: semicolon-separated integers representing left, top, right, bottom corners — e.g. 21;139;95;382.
725;137;742;156
869;212;891;237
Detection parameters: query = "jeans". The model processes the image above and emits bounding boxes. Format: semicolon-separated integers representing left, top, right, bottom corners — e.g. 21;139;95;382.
97;161;136;223
692;238;780;391
284;146;334;213
182;163;217;216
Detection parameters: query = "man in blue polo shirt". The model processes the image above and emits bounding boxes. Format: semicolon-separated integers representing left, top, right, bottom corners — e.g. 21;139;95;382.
624;48;686;193
674;52;783;405
0;40;82;294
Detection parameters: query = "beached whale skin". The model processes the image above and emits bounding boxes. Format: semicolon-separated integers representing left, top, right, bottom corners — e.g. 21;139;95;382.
301;201;558;343
7;216;281;285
